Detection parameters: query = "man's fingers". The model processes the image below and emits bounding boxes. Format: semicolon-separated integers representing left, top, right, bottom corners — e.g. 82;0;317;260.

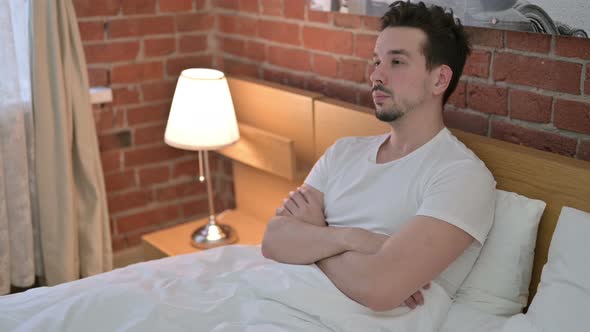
289;191;307;207
405;297;417;309
283;198;295;215
275;207;290;216
413;291;424;306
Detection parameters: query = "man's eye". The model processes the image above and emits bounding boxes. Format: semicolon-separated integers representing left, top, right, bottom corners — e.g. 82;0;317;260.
373;61;381;66
392;60;402;65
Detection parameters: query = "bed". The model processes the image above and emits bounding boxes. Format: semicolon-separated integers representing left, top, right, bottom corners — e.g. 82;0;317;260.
1;76;589;332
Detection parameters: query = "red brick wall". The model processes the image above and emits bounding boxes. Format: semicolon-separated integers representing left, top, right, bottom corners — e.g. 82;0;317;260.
76;0;235;252
76;0;590;252
215;1;590;160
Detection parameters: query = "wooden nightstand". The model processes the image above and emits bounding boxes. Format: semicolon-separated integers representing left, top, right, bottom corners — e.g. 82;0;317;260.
141;209;268;260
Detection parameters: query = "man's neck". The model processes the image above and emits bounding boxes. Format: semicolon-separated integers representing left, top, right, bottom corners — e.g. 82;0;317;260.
377;105;445;163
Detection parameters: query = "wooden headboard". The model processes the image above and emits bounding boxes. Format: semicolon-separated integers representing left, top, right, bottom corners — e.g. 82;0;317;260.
221;76;590;305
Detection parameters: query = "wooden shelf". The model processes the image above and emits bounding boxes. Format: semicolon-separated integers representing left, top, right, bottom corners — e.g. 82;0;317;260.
141;209;268;260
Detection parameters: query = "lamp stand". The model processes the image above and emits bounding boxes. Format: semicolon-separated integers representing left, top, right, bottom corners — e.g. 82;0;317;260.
190;150;238;249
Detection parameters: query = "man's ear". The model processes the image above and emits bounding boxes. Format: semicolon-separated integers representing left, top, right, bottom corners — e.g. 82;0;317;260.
432;65;453;96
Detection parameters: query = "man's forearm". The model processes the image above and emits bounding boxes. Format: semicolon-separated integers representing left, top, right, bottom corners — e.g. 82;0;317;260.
261;216;352;264
317;251;393;311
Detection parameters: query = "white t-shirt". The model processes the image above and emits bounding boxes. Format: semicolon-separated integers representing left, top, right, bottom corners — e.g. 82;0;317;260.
304;127;496;298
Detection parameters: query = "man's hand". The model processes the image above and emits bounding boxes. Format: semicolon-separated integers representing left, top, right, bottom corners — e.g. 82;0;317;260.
276;185;326;226
404;282;430;309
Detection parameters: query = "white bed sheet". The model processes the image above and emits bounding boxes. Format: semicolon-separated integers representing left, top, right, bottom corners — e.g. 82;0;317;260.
0;245;455;332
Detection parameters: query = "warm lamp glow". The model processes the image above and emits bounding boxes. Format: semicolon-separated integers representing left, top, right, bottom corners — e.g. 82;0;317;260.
164;68;240;151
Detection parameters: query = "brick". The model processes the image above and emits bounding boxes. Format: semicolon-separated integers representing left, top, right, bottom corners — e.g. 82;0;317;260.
79;21;104;41
124;145;185;167
176;13;214;32
467;83;508;115
494;52;582;95
84;42;139;64
179;35;208;53
261;68;306;89
554;99;590;134
99;131;132;151
244;40;266;62
104;170;136;192
447;80;467;108
196;0;206;10
308;78;358;104
284;0;304;19
144;38;176;57
362;16;381;31
108;17;175;38
100;150;121;174
556;36;590;60
303;27;353;55
107;190;153;215
88;68;109;86
141;81;177;102
112;87;140;106
173;158;200;179
166;55;212;76
121;0;156;14
73;0;120;17
93;106;125;132
586;66;590;95
221;37;245;56
464;27;503;48
138;165;170;186
214;0;238;10
160;0;192;12
134;123;166;145
127;102;171;125
117;205;178;233
219;15;257;36
443;109;488;136
340;59;367;83
491;121;577;157
506;31;551;54
307;7;331;23
111;62;164;84
258;20;300;45
510;90;552;123
268;46;310;71
181;199;209;218
334;13;362;29
238;0;258;12
464;50;490;78
222;59;259;77
354;34;377;59
313;54;339;78
261;0;282;16
156;181;206;201
578;140;590;161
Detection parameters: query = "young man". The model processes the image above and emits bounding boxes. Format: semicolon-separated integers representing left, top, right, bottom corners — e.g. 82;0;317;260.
261;1;496;312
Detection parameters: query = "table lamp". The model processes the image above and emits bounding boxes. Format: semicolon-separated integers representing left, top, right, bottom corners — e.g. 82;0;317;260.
164;68;240;249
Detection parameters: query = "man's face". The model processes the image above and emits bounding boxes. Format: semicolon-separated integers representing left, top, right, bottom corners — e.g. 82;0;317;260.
370;27;432;123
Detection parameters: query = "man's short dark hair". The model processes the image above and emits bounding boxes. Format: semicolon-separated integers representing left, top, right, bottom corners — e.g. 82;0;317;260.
381;1;471;105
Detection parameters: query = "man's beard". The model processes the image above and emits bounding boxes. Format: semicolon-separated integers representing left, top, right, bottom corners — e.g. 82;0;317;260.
375;104;405;122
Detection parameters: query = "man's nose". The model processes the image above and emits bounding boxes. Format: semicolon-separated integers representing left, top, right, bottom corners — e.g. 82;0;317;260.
369;66;385;86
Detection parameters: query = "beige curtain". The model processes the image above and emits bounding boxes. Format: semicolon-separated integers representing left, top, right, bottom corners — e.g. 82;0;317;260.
30;0;112;285
0;0;36;295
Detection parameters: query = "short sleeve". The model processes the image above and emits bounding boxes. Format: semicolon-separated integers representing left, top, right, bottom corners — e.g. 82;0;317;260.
417;161;496;246
304;140;339;193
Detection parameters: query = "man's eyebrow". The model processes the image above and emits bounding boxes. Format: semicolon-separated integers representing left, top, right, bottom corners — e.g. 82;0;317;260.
372;49;411;58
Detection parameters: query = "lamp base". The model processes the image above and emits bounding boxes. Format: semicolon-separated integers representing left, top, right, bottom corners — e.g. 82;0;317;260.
190;218;238;249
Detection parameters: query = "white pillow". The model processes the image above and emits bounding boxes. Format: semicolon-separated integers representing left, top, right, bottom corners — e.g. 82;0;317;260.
454;190;546;315
525;206;590;332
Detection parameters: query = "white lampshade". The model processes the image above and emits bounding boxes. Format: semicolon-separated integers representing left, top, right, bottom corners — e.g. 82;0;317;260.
165;68;240;151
